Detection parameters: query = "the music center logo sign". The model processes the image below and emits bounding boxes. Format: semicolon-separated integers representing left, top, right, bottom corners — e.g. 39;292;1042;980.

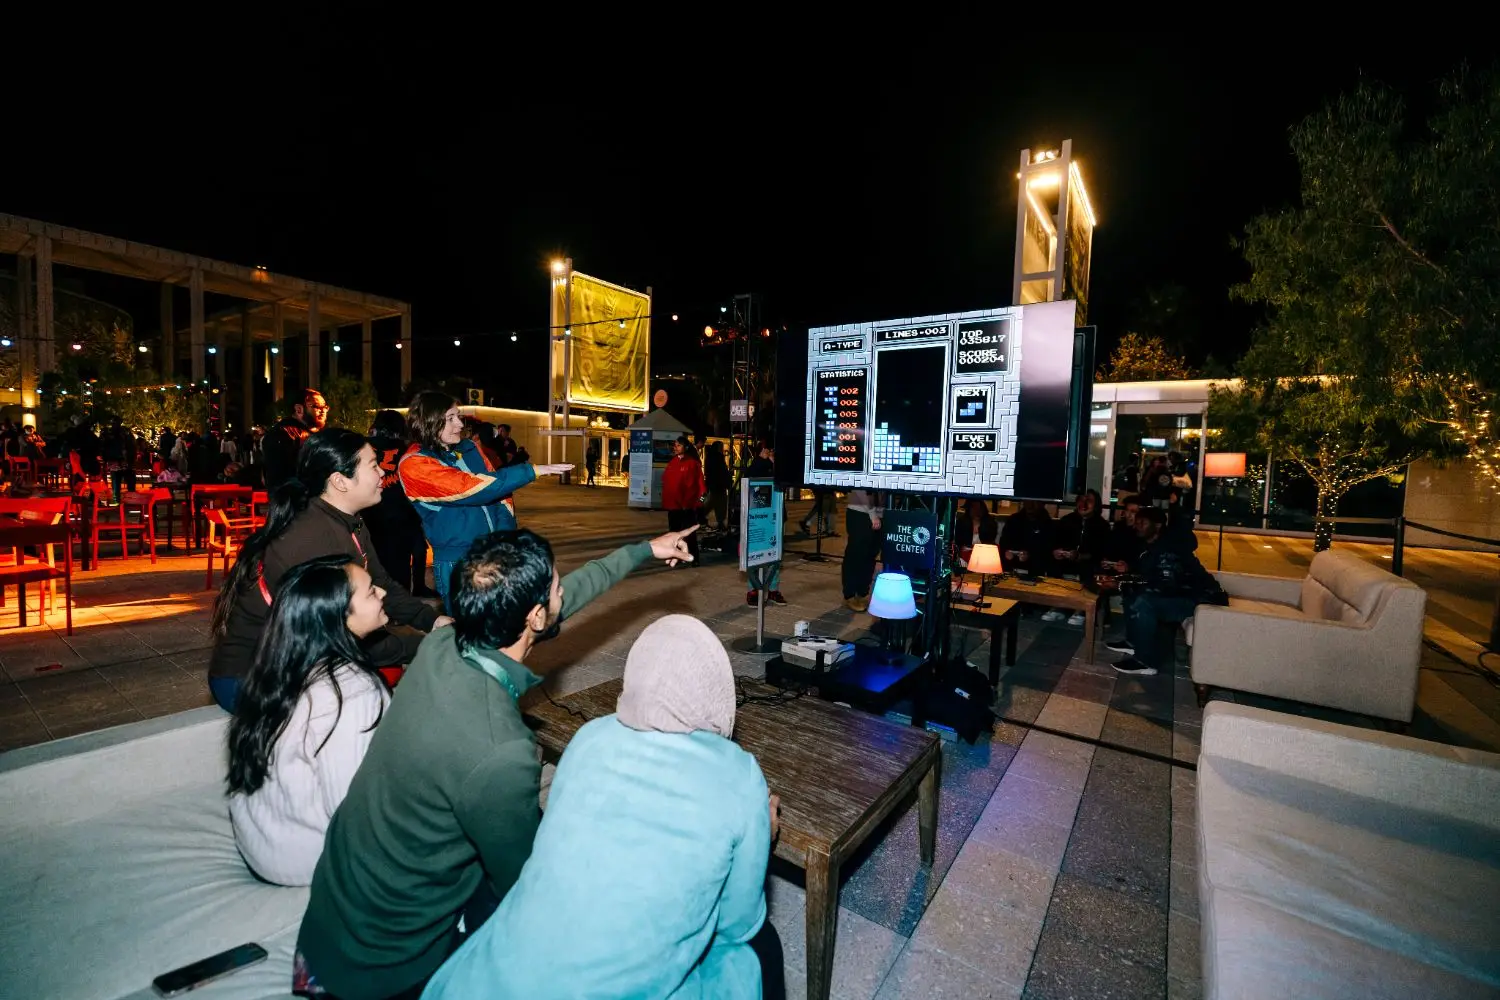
881;509;939;572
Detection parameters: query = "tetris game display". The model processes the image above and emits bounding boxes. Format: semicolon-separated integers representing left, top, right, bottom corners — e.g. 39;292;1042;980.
802;300;1079;499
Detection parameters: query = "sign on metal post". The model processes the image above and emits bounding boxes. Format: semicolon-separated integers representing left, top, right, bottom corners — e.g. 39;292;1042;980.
733;477;784;655
880;509;939;573
739;478;783;570
628;430;654;508
730;399;749;422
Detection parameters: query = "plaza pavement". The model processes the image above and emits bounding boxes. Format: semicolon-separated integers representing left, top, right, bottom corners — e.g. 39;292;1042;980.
2;480;1497;999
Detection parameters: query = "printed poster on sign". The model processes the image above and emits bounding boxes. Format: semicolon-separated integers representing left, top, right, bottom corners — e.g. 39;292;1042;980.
739;478;783;570
880;509;939;573
628;430;654;507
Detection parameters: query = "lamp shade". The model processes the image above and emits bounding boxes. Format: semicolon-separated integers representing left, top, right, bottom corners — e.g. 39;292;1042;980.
1204;452;1247;478
967;543;1003;575
868;572;918;621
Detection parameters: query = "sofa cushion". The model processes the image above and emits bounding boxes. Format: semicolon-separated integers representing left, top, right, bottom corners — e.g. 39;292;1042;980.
1301;550;1400;624
0;710;304;1000
1184;597;1303;646
1198;753;1500;996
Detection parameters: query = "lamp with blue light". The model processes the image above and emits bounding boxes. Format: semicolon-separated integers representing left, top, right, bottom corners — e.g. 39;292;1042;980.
868;572;918;661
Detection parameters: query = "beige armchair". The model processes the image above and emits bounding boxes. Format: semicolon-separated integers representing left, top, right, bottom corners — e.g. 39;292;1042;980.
1187;550;1427;723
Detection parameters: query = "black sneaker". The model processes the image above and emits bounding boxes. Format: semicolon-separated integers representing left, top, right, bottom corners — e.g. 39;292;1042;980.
1111;657;1158;676
1104;637;1135;655
769;591;788;605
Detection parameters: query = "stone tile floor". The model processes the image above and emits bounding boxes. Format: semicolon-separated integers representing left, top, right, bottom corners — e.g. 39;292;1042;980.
2;480;1498;999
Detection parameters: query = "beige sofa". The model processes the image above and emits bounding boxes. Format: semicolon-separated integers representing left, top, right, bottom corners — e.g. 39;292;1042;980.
1197;702;1500;999
1187;550;1426;722
0;708;301;1000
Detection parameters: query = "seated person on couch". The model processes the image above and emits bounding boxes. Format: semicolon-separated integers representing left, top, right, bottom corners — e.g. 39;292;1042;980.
1110;507;1226;677
999;500;1053;576
294;525;698;1000
1044;489;1112;625
227;554;394;887
422;615;785;1000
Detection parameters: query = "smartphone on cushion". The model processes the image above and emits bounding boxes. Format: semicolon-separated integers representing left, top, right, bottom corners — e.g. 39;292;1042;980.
152;942;268;996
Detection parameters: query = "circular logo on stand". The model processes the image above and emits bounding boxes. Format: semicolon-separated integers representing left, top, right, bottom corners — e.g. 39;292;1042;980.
912;526;932;546
653;389;668;407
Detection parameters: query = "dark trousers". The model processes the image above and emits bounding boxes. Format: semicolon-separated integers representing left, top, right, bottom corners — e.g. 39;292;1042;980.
1125;593;1198;668
842;509;881;599
667;508;700;558
750;920;786;1000
707;489;728;529
373;526;428;595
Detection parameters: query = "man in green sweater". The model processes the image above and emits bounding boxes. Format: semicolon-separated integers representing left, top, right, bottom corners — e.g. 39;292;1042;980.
294;524;699;1000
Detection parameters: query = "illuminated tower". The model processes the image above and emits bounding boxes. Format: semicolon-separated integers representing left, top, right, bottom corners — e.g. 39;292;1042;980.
1012;139;1097;325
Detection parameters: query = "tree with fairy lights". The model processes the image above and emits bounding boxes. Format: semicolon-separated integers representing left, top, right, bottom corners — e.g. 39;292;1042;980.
1229;66;1499;503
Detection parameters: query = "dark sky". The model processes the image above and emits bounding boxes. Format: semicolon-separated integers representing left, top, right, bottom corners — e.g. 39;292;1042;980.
9;26;1490;405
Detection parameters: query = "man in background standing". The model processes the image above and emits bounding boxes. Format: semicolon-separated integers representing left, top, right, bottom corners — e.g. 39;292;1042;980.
263;388;328;491
843;488;883;612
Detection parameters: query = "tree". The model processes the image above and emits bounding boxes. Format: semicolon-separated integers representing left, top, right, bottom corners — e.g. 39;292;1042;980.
1209;375;1451;550
1234;66;1500;488
1096;332;1195;382
321;374;383;434
107;387;211;437
1215;69;1493;549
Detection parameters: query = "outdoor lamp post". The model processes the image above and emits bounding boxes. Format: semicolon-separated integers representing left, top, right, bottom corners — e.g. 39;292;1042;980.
1204;452;1247;571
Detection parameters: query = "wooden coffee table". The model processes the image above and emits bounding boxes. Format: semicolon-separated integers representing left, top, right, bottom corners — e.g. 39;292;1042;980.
986;575;1103;659
525;678;941;1000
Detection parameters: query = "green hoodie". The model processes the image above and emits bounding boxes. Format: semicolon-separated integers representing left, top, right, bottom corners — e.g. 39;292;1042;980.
296;541;653;1000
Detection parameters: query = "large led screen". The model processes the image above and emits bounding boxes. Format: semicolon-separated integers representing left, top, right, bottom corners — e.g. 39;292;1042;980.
799;300;1080;499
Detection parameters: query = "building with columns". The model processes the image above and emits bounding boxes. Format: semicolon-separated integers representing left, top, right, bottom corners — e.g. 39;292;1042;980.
0;214;411;428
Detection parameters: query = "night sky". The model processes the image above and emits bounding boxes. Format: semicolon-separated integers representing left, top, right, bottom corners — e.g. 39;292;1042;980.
9;28;1490;408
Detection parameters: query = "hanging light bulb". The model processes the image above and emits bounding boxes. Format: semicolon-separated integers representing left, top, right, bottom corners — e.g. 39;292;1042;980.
208;346;218;355
137;344;149;353
270;346;279;355
510;333;518;342
71;342;83;351
453;339;461;347
332;344;342;352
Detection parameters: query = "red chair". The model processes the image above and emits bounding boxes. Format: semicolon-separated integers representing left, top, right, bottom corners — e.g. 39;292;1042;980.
85;486;154;563
0;497;72;617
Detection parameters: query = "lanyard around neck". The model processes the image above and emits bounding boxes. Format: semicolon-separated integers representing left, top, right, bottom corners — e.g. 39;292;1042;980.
461;649;521;701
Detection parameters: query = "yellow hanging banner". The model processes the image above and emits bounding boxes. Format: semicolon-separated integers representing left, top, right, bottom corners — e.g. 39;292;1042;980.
564;273;650;412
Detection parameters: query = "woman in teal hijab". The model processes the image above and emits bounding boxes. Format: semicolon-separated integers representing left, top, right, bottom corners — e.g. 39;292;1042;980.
422;614;784;999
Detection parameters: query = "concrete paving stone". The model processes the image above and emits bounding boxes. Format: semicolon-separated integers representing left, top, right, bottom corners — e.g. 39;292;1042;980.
1061;808;1171;912
767;872;806;929
1042;873;1168;972
96;657;194;694
1022;919;1167;1000
1109;676;1176;723
1004;747;1093;796
1053;670;1117;704
1084;748;1173;814
1019;728;1096;765
1170;768;1197;819
123;623;209;655
874;940;1023;1000
984;773;1085;830
992;720;1030;748
169;648;214;671
0;706;51;751
1169;862;1200;921
939;736;1019;801
779;905;907;1000
967;806;1073;871
1099;709;1174;757
122;679;214;719
1167;973;1204;1000
910;884;1044;988
0;637;89;674
65;631;155;667
995;684;1053;723
839;788;975;936
941;839;1057;919
0;679;25;706
1172;724;1201;764
1167;914;1202;986
43;706;145;741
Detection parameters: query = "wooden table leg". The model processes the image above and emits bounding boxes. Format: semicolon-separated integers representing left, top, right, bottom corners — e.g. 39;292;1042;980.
1006;608;1019;666
1084;602;1097;662
805;845;840;1000
987;622;1001;686
918;755;939;865
17;580;27;627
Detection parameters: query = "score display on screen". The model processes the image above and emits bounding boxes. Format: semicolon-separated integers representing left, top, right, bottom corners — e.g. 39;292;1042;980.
801;301;1080;499
813;368;868;472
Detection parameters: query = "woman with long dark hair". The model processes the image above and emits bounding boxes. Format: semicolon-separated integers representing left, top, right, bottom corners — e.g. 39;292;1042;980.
207;429;449;713
227;554;391;886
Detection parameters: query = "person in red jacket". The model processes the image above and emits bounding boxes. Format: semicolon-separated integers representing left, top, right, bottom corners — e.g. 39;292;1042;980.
662;436;704;562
